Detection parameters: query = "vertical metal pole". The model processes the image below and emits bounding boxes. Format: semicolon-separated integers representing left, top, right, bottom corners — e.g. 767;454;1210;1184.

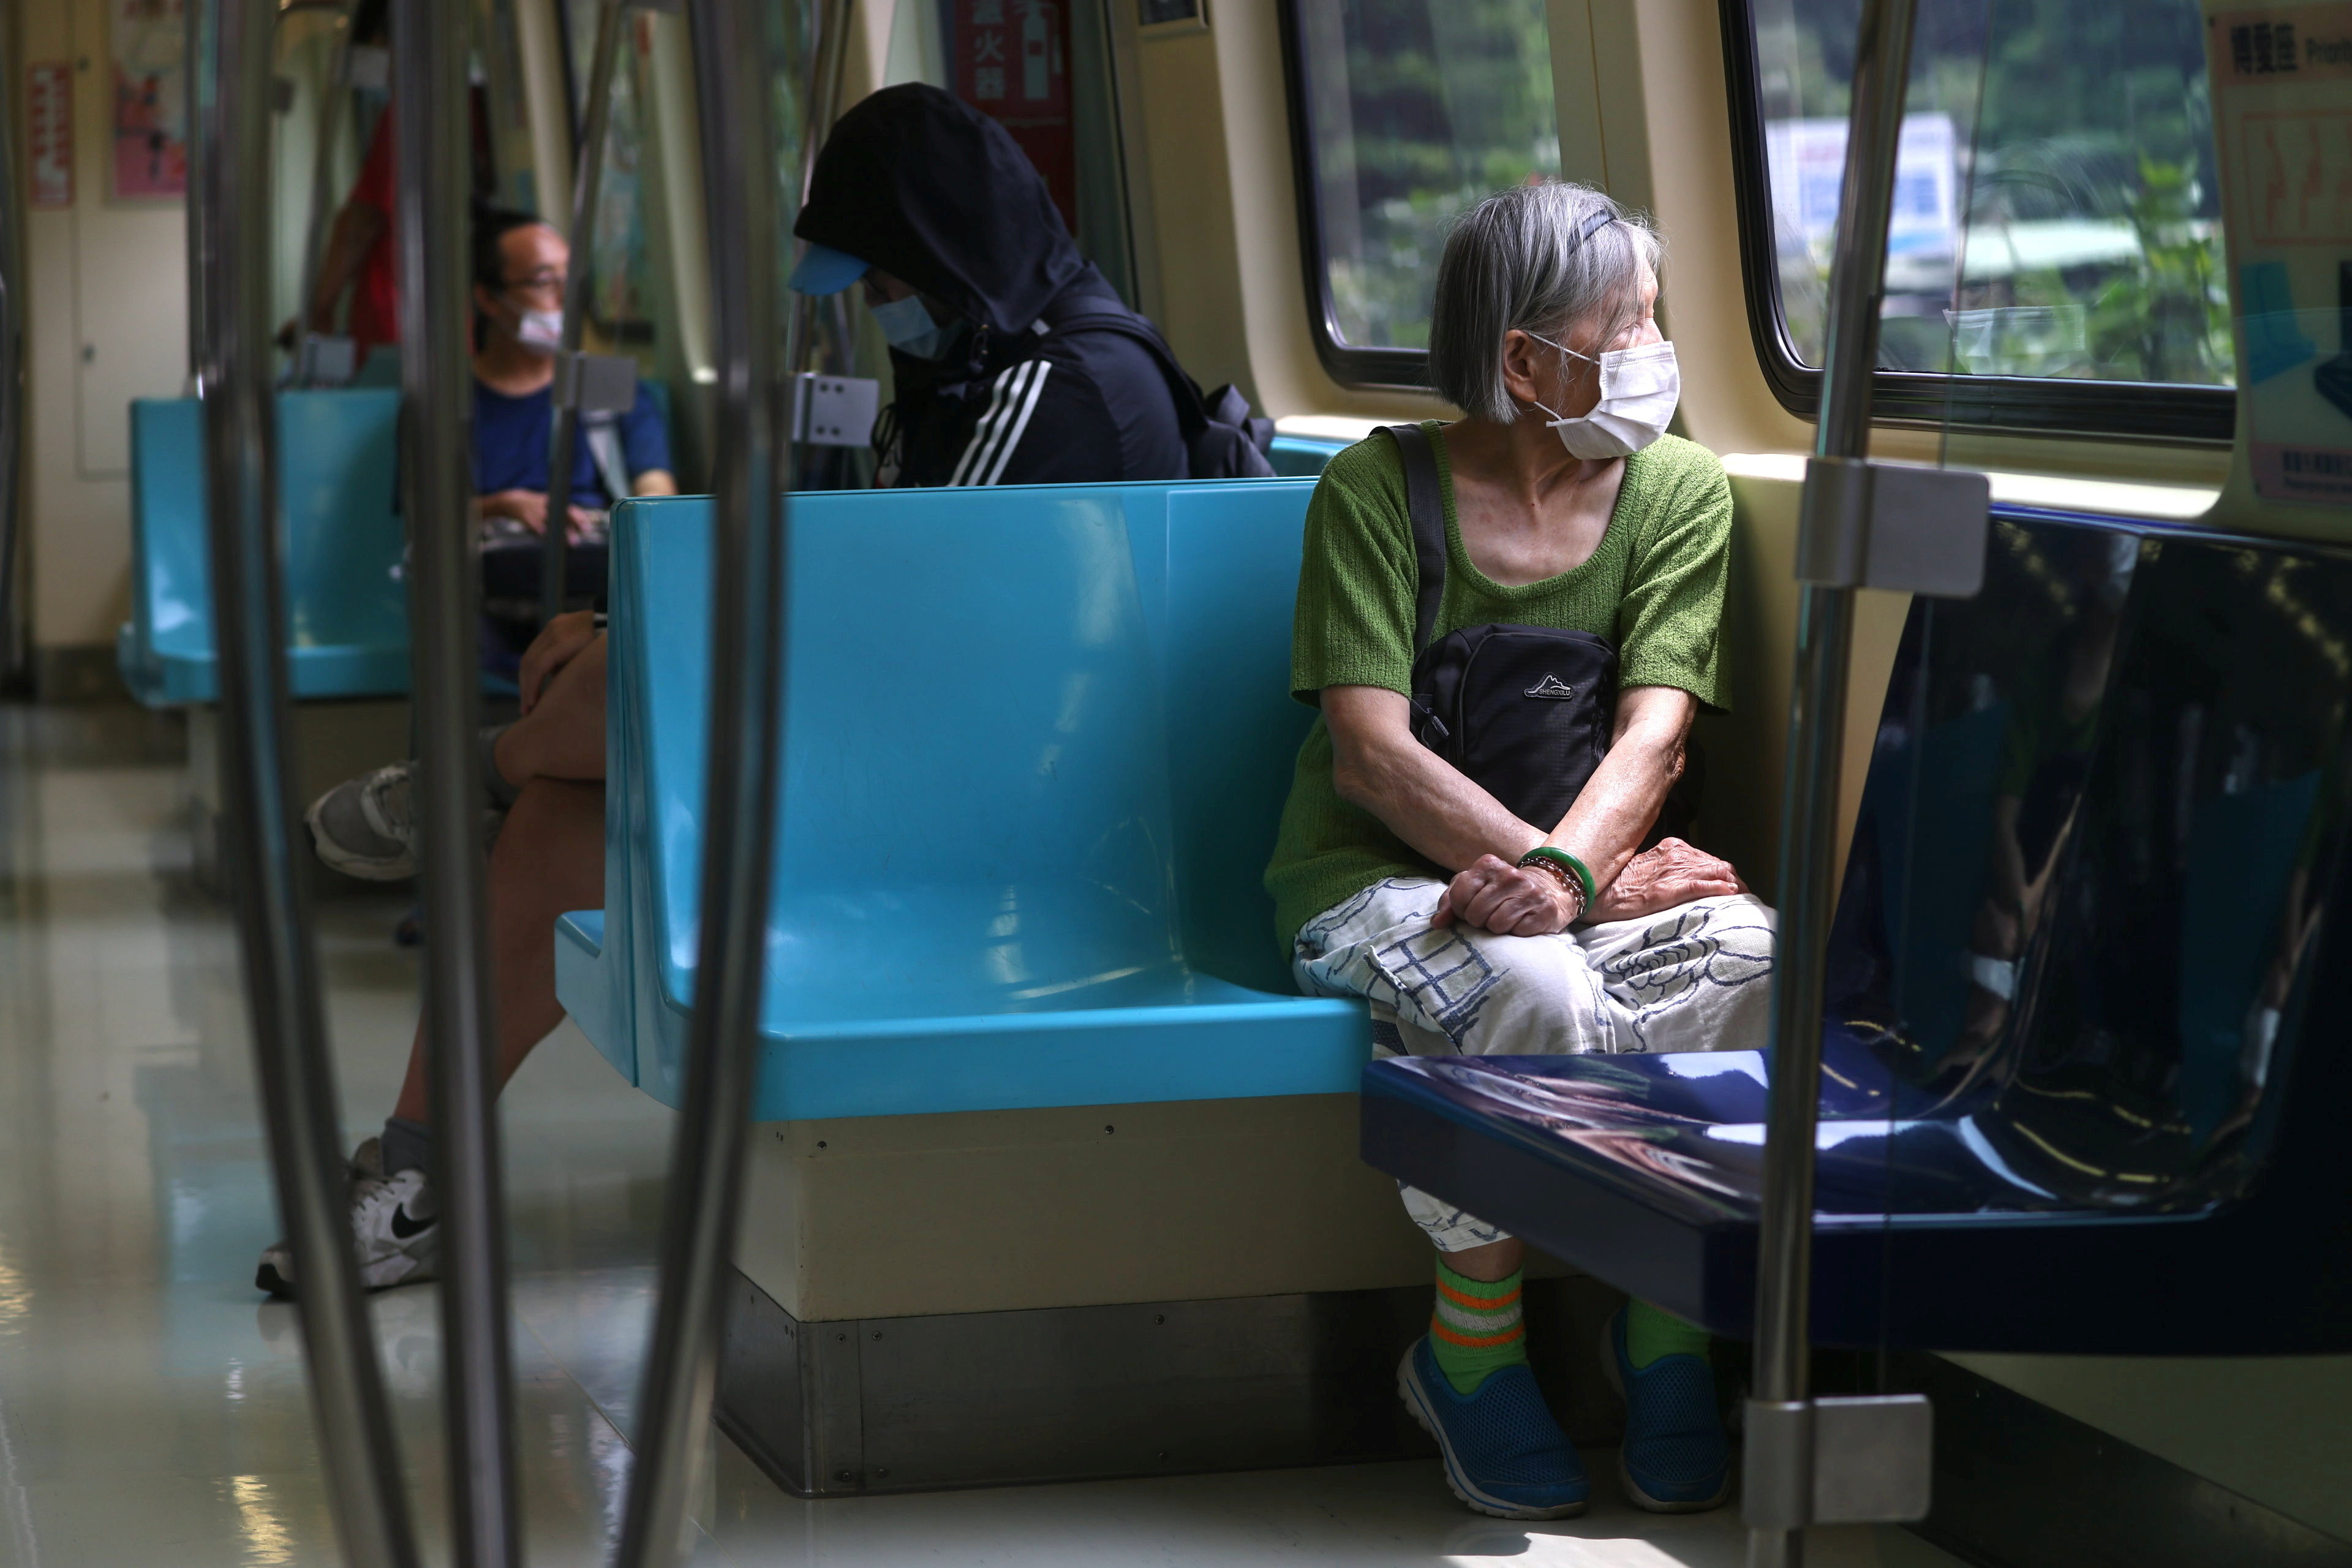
613;0;788;1558
292;4;356;386
391;1;522;1564
0;40;26;672
1747;2;1917;1566
195;1;423;1566
186;0;217;393
538;0;627;626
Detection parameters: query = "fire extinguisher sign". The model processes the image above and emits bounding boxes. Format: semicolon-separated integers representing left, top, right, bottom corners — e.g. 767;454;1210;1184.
948;0;1077;231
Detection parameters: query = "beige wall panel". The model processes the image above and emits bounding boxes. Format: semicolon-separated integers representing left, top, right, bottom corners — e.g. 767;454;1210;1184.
1126;30;1253;401
20;0;185;652
732;1095;1580;1323
1702;469;1905;900
1947;1352;2352;1542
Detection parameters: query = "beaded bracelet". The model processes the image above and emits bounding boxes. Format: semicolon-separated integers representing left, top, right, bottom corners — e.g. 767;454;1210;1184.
1518;846;1596;911
1517;851;1587;921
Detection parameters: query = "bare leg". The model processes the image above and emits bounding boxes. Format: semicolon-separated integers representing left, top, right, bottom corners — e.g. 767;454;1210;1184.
492;633;608;788
392;777;605;1124
1446;1237;1524;1284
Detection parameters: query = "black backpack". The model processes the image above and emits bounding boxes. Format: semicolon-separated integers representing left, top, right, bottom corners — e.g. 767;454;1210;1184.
1388;422;1700;843
1049;306;1276;480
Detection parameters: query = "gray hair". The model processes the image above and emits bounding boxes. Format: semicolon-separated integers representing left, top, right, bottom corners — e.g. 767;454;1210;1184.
1427;182;1665;424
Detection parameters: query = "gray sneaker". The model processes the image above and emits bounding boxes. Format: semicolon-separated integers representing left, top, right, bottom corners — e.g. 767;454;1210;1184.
306;763;418;880
255;1137;441;1298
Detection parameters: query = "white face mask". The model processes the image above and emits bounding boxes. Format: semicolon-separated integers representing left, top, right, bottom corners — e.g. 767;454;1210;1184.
515;306;565;353
1526;334;1679;459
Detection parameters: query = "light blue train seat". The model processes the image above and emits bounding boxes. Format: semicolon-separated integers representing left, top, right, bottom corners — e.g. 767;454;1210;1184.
118;391;410;706
1269;432;1349;477
556;480;1371;1120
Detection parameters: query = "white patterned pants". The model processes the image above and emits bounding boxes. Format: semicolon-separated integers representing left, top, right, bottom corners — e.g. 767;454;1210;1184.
1294;877;1777;1251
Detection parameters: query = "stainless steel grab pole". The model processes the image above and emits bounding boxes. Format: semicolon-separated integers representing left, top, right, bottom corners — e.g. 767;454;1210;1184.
612;0;788;1558
538;0;627;627
391;0;524;1562
195;1;423;1565
0;41;26;673
1746;3;1917;1567
186;0;216;394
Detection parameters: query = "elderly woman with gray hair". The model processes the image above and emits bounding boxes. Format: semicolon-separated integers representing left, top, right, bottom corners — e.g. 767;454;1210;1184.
1265;182;1776;1520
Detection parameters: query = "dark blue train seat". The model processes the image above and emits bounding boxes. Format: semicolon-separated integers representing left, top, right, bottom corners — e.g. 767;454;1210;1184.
1362;511;2352;1355
554;479;1371;1119
118;391;410;706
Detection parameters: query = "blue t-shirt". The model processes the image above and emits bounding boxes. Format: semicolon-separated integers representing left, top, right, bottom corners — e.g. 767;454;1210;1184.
473;376;670;508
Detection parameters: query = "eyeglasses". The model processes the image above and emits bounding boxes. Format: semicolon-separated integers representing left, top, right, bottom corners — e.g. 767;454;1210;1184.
502;268;566;296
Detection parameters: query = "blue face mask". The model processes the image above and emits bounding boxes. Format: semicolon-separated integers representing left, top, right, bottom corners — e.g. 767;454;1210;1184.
872;293;953;360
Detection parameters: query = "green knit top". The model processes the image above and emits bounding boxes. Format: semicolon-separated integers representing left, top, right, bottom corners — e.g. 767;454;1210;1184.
1262;422;1735;949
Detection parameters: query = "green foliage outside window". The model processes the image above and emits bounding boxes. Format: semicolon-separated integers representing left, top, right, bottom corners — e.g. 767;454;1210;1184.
1300;0;1559;350
1762;0;2233;387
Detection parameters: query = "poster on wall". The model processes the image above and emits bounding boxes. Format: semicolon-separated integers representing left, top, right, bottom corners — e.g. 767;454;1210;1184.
110;0;188;200
2209;3;2352;503
942;0;1077;231
29;64;74;209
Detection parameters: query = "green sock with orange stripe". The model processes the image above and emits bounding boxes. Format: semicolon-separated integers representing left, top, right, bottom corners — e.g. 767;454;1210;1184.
1429;1258;1528;1395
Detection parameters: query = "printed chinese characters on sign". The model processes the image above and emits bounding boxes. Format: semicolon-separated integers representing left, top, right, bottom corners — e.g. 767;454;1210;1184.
949;0;1077;228
2209;4;2352;503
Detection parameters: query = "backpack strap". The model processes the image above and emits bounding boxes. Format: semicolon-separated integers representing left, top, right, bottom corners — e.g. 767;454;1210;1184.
1036;304;1212;437
1384;423;1446;658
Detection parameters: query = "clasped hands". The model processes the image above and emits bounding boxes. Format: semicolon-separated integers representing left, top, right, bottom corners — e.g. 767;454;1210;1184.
1433;837;1747;937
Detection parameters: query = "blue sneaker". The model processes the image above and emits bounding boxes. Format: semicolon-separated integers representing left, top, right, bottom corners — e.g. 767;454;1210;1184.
1604;1308;1731;1512
1396;1336;1589;1520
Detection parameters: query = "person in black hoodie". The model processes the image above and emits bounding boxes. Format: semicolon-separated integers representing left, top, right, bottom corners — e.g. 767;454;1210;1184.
788;83;1200;486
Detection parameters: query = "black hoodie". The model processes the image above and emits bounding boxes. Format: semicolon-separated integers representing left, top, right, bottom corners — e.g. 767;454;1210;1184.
796;85;1188;486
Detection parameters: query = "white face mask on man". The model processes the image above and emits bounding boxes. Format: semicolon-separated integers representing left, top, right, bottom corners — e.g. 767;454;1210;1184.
515;306;565;353
1525;333;1680;460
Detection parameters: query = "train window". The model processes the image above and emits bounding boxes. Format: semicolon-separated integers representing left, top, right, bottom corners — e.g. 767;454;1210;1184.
1736;1;2234;440
1280;0;1559;386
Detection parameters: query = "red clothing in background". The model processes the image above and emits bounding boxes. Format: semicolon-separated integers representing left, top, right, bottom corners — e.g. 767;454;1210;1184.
346;111;399;353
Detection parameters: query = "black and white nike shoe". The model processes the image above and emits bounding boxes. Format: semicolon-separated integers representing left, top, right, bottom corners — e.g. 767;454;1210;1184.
255;1136;441;1298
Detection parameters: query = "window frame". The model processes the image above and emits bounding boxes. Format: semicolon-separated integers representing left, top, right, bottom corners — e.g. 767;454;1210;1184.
1717;0;2234;445
1273;0;1435;391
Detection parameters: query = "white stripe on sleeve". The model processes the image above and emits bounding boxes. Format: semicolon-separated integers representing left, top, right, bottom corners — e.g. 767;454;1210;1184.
978;361;1052;486
948;361;1031;486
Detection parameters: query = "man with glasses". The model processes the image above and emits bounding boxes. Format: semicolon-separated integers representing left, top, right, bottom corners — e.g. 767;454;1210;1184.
467;208;676;681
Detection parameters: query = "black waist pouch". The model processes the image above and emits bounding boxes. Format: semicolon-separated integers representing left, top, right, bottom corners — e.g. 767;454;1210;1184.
1413;621;1619;832
1387;423;1699;842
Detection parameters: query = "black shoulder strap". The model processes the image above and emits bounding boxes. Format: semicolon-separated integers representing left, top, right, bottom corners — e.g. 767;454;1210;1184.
1384;423;1446;658
1036;306;1211;434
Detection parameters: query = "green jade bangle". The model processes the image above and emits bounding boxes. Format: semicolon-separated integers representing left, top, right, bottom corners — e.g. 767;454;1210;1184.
1518;846;1595;910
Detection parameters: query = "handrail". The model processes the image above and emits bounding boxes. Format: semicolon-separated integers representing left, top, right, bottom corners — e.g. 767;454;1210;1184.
0;35;25;673
612;0;789;1557
539;0;628;626
392;0;523;1561
192;0;422;1565
1746;0;1918;1565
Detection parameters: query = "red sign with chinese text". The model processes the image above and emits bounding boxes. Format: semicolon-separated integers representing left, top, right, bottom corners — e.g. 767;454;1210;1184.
947;0;1076;232
29;62;74;209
